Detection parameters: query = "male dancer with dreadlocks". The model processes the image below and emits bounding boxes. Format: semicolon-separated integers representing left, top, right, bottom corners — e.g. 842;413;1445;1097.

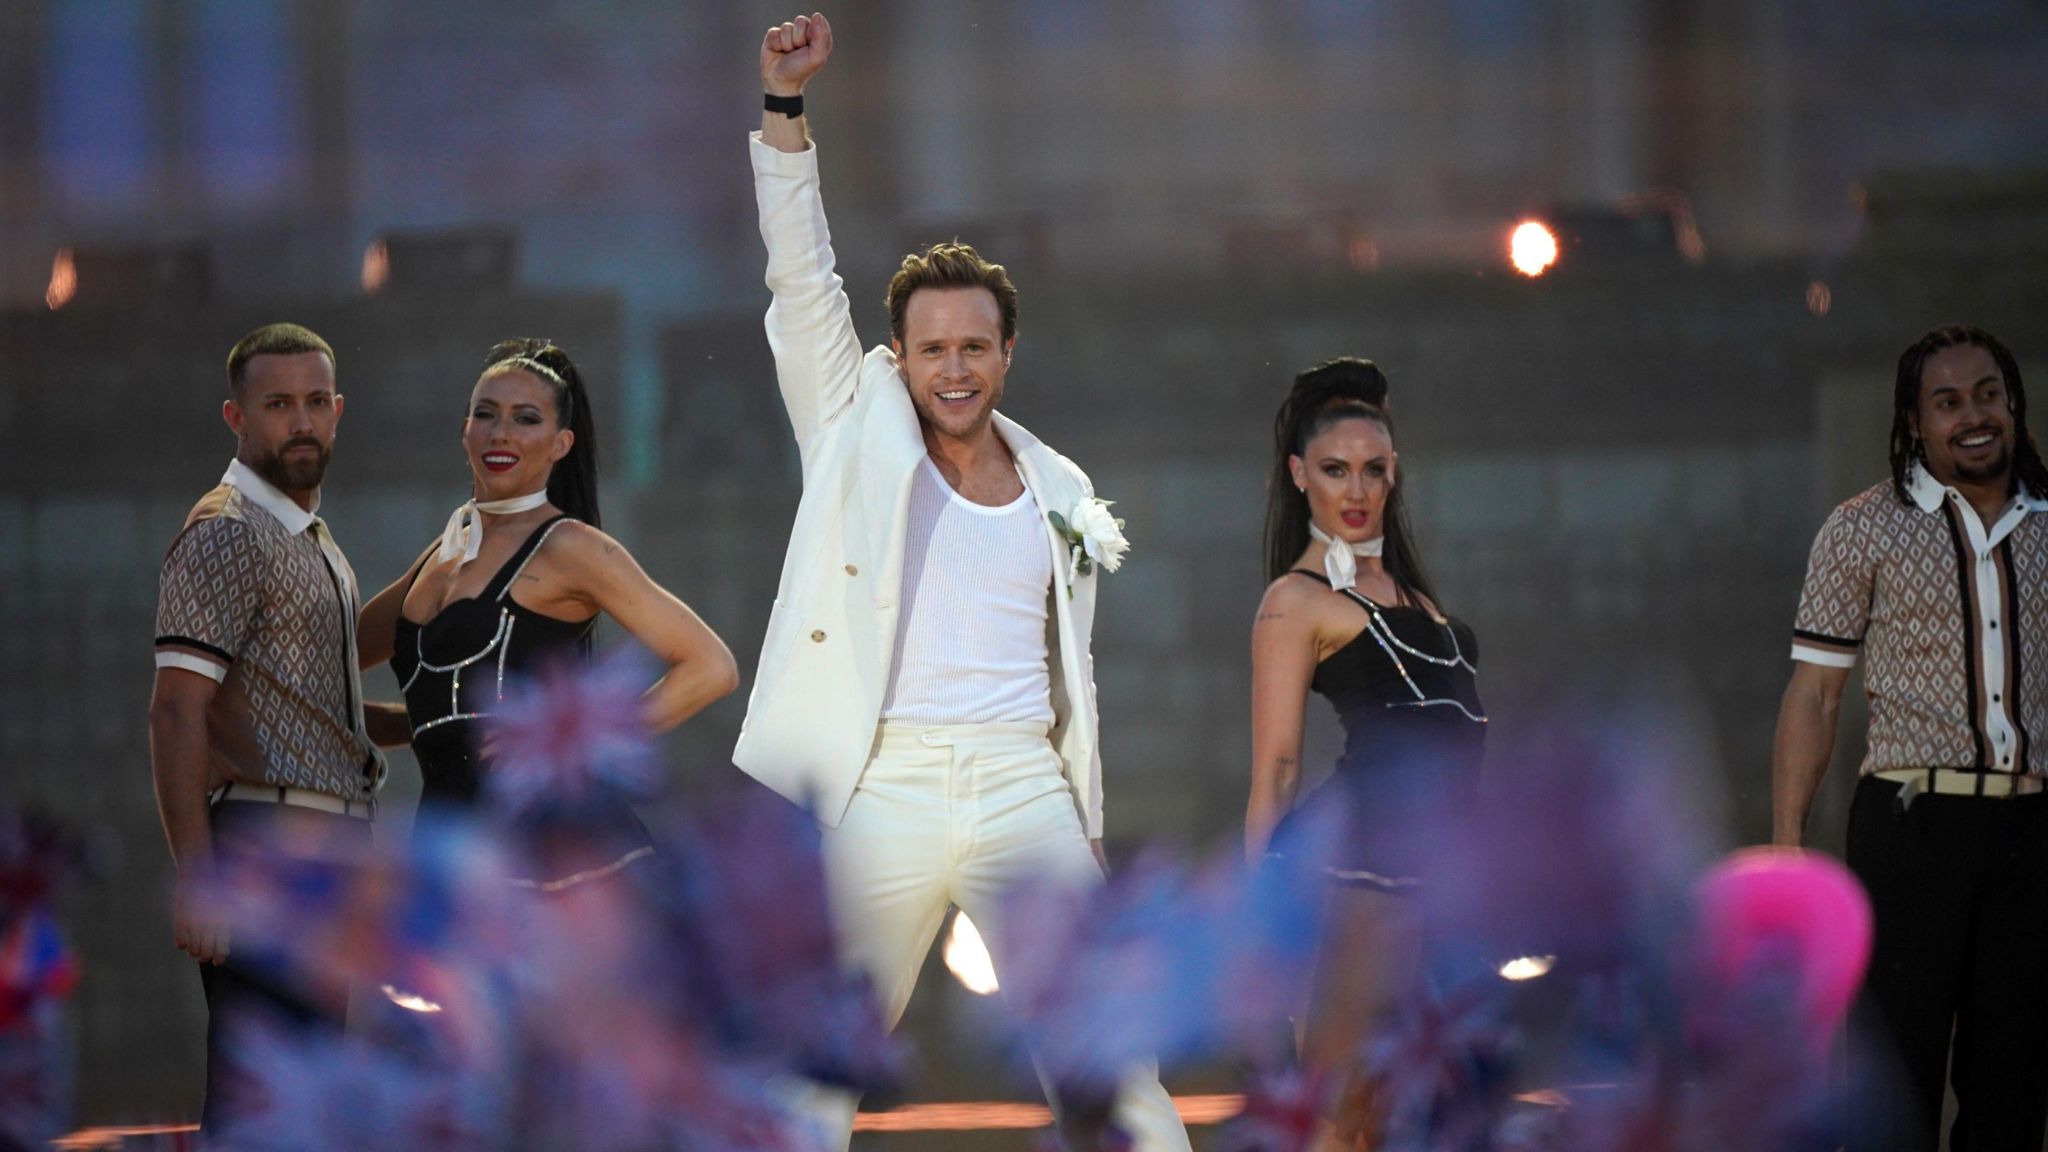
1773;324;2048;1151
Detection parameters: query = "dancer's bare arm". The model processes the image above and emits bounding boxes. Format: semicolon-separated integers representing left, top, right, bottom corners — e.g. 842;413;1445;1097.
358;545;434;671
149;667;228;964
548;523;740;734
363;702;412;749
1247;577;1321;863
1771;662;1849;847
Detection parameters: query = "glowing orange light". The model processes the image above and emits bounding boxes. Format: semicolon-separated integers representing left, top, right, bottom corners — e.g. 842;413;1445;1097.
60;1088;1577;1143
1346;233;1380;273
1806;280;1832;317
45;247;77;310
855;1094;1248;1131
943;911;1000;995
361;238;390;295
1509;222;1558;277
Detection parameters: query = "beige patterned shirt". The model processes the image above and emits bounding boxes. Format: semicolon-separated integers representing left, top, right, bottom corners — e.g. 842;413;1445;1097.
1792;463;2048;777
154;460;386;802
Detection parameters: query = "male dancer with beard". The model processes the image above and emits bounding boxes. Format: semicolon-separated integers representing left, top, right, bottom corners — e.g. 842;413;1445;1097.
735;14;1191;1151
149;323;406;1130
1774;324;2048;1151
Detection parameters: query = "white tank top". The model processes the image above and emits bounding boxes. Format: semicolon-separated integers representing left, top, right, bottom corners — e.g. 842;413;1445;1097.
880;458;1056;726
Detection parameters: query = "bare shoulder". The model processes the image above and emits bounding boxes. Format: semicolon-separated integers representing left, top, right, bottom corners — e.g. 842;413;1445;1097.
1255;571;1327;626
541;520;631;569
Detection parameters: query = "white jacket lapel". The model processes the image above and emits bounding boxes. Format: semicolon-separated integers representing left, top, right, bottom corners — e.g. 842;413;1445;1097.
860;348;927;610
996;413;1079;595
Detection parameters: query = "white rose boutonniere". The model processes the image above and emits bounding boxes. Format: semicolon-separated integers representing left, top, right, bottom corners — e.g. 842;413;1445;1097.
1049;497;1129;591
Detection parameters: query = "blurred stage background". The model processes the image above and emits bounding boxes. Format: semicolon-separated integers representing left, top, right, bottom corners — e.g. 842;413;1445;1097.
5;0;2048;1145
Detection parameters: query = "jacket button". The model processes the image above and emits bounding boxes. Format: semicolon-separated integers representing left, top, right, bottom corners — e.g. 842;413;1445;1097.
844;564;858;576
810;630;826;643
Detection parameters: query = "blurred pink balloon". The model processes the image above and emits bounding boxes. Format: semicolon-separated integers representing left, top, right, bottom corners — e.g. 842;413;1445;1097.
1693;848;1873;1055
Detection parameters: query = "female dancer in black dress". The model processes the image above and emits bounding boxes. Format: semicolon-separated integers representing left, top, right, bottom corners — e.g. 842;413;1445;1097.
1245;358;1485;1151
358;339;738;884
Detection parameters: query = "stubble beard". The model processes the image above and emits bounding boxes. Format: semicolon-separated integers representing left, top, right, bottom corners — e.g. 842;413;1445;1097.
1949;433;2014;486
250;438;331;494
913;376;1003;448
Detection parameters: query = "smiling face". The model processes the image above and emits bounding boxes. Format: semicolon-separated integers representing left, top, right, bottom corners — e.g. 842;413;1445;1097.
1290;414;1397;545
464;367;572;501
225;351;341;497
892;286;1013;444
1913;343;2015;489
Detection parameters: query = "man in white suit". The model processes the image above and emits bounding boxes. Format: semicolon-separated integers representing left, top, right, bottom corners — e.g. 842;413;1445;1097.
738;13;1191;1151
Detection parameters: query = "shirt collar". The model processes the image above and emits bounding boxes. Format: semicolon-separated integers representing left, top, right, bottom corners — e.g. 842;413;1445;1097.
222;458;320;534
1905;460;2048;517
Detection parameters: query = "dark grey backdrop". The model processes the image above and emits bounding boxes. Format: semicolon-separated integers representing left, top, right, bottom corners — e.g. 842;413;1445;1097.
6;2;2048;1145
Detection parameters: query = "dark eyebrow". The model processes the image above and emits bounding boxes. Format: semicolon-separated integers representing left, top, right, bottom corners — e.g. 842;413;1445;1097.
510;403;545;415
1973;374;2004;389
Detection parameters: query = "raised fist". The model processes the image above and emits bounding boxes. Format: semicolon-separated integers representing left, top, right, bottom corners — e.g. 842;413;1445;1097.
761;12;833;97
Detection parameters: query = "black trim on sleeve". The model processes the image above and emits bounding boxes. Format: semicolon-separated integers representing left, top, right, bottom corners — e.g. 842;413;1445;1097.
155;635;234;665
1793;628;1863;649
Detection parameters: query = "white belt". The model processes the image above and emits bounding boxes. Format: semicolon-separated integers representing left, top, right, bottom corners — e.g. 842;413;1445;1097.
874;720;1051;752
209;781;374;820
1876;768;2045;808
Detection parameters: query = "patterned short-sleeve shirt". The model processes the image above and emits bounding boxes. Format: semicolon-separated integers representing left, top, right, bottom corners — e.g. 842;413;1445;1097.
154;461;385;802
1792;464;2048;777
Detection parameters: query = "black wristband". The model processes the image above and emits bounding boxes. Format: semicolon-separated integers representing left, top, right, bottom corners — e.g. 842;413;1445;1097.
764;92;804;118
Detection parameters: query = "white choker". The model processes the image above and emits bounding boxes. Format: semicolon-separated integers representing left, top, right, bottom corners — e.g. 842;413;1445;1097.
1309;523;1383;592
438;489;551;569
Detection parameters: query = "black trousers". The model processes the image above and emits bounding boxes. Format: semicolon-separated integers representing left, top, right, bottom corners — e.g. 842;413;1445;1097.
1846;775;2048;1152
197;799;369;1134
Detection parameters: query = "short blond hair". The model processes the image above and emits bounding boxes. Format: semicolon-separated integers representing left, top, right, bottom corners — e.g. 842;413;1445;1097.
885;241;1018;345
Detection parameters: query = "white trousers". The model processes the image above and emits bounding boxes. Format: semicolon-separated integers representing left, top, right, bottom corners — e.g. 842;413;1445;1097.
808;721;1193;1152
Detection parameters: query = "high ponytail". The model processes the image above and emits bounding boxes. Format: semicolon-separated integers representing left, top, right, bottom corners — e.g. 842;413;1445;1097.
480;338;602;530
1262;357;1437;608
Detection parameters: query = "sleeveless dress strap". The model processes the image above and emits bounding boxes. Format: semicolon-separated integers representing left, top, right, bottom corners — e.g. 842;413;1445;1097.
485;510;573;602
1289;567;1384;613
484;515;574;604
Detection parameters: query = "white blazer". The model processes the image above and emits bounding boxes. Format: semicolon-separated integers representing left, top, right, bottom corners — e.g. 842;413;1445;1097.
733;134;1107;837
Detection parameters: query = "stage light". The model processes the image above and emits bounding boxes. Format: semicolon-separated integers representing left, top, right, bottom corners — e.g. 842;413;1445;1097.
1346;233;1380;273
45;247;77;310
39;244;209;306
363;227;517;294
361;237;390;295
943;911;1000;995
379;983;443;1013
1499;955;1556;981
1509;222;1558;277
1806;280;1832;317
